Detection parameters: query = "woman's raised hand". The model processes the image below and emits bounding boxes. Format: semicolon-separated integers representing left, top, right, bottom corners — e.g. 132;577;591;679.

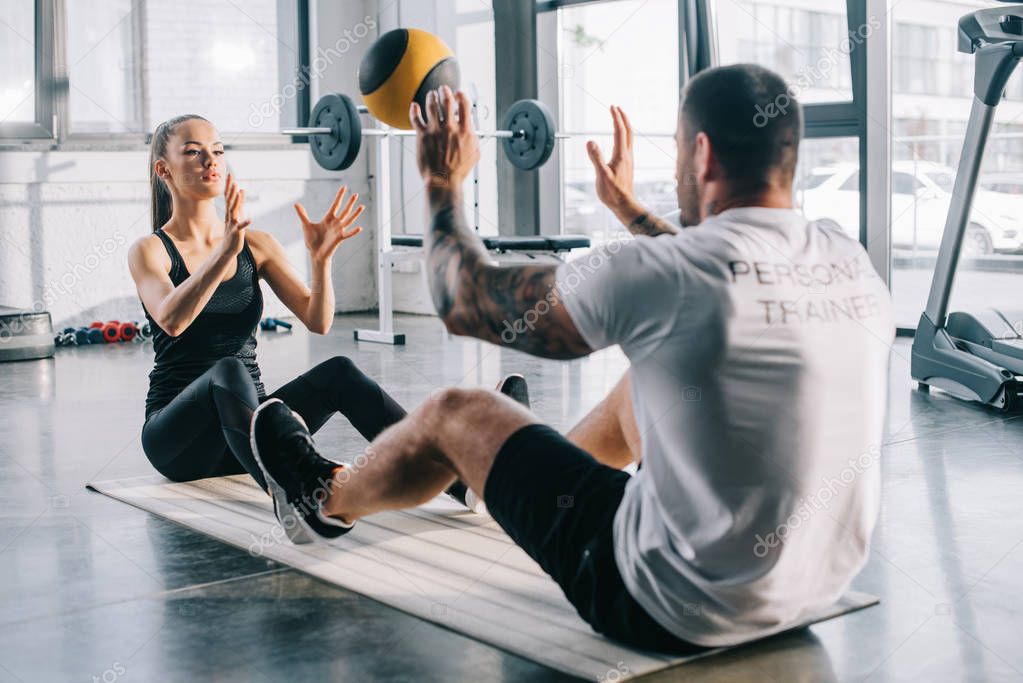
294;185;365;264
222;174;251;257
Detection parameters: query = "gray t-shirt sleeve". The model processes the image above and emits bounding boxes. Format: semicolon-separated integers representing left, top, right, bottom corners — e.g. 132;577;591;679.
555;237;682;357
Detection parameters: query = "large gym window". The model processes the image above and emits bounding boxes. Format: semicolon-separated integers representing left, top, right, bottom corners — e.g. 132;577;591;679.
794;137;861;242
74;0;302;135
0;2;35;125
715;0;853;104
454;3;499;236
0;0;56;139
67;0;141;134
543;0;680;245
890;2;1023;329
1;0;308;141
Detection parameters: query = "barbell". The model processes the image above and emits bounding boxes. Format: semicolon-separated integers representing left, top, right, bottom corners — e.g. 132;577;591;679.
281;92;563;172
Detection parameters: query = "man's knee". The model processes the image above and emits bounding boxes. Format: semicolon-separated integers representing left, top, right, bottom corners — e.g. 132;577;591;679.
423;387;532;445
423;387;489;422
420;387;521;440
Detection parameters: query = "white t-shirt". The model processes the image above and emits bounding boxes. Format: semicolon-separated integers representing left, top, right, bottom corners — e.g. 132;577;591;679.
557;207;893;647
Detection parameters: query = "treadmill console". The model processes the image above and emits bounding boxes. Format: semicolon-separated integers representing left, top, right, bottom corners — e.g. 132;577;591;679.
1001;14;1023;35
959;5;1023;52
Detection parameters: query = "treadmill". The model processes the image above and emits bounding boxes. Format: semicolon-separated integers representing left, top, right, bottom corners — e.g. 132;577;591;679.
911;2;1023;411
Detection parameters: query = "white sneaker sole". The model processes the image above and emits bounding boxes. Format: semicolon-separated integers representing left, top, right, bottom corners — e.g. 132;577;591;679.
250;398;318;545
464;487;489;516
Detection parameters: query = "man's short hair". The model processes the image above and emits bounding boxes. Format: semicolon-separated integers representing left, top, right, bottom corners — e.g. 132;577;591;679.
680;64;803;194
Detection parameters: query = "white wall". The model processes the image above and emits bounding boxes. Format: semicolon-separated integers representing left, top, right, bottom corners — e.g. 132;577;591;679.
0;0;379;329
0;148;377;329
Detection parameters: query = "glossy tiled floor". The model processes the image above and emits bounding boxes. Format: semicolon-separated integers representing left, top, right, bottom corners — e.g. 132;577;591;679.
1;313;1021;682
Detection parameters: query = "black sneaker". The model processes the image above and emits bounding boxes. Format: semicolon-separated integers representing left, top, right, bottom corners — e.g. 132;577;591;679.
497;373;531;409
250;398;353;543
444;374;532;513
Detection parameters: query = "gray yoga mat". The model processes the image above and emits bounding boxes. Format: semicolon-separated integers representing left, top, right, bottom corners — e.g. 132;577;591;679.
88;474;878;681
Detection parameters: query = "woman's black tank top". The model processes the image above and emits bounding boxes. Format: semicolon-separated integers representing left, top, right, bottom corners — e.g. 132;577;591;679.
143;230;265;418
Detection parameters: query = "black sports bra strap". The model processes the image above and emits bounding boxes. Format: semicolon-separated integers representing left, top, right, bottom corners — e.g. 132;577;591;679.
155;230;186;281
241;239;259;284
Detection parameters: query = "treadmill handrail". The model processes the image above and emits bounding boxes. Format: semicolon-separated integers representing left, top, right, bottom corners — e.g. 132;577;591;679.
923;100;996;326
922;37;1023;325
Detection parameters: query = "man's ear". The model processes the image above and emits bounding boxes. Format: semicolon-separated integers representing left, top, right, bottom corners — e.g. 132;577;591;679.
693;131;717;183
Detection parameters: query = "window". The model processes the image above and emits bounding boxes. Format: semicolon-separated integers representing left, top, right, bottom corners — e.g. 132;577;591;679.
890;0;1023;329
800;170;838;191
555;0;680;245
794;138;860;241
893;24;943;95
715;0;853;103
142;0;302;134
3;0;306;139
453;4;498;235
68;0;141;133
0;2;34;124
893;172;920;195
839;172;859;192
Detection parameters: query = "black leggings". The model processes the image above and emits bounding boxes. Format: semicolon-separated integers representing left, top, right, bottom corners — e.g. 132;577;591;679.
141;356;407;491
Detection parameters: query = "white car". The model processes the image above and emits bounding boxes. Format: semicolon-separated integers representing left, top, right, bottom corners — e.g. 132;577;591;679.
798;161;1023;254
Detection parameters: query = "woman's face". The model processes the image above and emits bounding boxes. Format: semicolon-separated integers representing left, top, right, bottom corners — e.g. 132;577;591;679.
157;119;226;200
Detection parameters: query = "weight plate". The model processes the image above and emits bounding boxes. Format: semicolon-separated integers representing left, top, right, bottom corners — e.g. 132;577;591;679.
309;93;362;171
500;99;556;171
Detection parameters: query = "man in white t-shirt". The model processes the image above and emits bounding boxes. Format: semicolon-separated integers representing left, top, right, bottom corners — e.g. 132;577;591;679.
251;64;894;652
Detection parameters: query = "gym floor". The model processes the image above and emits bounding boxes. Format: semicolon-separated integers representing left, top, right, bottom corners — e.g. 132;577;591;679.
1;313;1021;683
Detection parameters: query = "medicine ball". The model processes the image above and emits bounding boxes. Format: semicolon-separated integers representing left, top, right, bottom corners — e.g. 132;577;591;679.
358;28;460;130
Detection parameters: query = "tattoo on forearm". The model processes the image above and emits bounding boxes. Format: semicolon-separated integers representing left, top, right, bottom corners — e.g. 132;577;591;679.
628;211;680;237
426;191;590;359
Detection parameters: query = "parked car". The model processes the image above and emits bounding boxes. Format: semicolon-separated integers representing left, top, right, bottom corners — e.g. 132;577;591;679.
798;161;1023;254
980;172;1023;196
564;180;678;238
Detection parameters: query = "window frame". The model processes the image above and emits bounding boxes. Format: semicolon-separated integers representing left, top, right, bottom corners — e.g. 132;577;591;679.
0;0;310;147
0;0;57;139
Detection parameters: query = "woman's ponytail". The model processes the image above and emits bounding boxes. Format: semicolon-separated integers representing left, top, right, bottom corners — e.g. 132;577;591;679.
149;115;209;232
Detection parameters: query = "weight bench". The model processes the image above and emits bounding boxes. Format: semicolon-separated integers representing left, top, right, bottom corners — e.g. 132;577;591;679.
390;234;590;253
354;128;590;345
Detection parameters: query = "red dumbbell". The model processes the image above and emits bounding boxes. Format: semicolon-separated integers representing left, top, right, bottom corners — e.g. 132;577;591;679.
102;320;122;343
118;321;138;342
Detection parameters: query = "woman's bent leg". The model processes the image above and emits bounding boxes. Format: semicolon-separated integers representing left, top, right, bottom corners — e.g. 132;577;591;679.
142;357;266;489
270;356;407;438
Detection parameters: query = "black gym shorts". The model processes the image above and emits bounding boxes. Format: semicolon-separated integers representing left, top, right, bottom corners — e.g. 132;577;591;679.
483;424;705;655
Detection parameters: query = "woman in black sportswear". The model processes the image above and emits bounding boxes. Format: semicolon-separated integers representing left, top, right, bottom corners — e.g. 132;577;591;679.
129;114;411;491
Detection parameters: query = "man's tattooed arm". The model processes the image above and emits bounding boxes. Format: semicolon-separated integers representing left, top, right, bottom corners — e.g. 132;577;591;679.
626;210;681;237
425;187;592;360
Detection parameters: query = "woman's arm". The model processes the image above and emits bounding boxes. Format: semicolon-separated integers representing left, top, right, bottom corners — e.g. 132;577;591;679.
252;186;364;334
128;177;250;337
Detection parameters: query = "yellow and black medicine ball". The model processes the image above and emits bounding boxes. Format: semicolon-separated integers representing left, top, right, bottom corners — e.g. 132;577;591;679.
358;28;461;130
